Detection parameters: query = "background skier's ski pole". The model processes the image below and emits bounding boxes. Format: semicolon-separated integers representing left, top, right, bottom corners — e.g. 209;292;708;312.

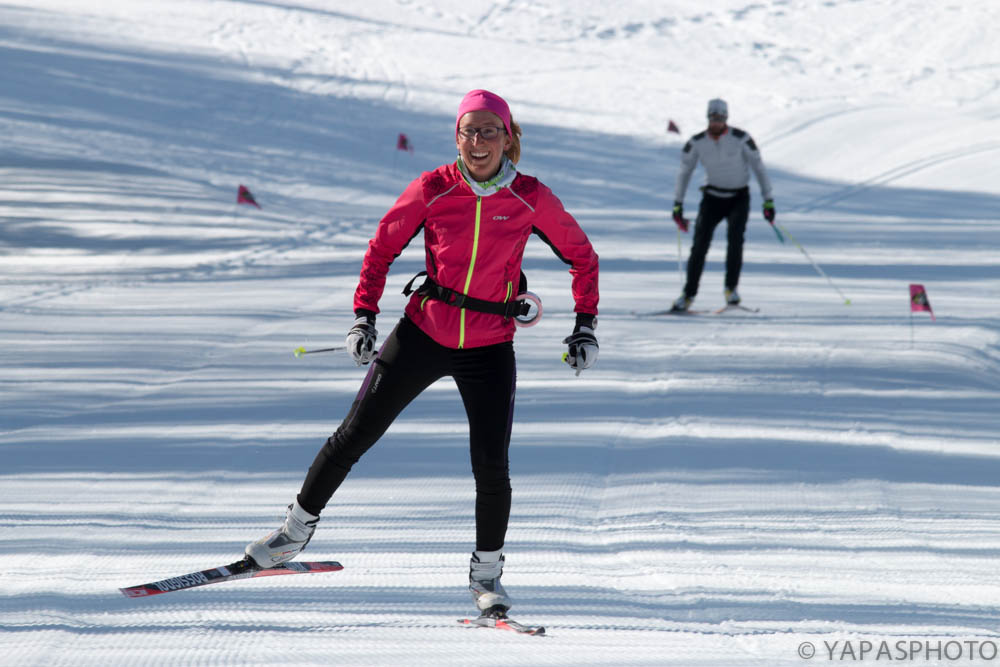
772;222;851;305
293;346;345;358
676;227;684;284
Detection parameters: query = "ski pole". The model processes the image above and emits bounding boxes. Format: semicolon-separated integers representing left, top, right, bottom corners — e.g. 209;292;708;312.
293;346;345;358
772;222;851;305
769;222;785;244
676;226;684;284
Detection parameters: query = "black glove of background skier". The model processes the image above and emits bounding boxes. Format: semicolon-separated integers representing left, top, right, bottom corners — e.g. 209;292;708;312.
672;201;689;232
763;199;775;224
346;309;378;366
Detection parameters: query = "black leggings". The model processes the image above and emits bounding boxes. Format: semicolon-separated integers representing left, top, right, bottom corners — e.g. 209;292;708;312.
683;190;750;298
297;316;516;552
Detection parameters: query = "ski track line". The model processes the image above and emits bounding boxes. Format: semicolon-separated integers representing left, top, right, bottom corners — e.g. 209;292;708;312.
764;105;882;147
0;188;354;313
790;141;1000;214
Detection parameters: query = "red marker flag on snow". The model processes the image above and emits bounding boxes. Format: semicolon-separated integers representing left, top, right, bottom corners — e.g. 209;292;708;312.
397;133;413;153
667;120;680;134
237;185;260;208
909;283;934;321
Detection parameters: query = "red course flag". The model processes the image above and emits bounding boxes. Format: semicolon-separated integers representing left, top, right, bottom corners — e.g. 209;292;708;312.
397;133;413;153
909;283;934;321
667;120;680;134
237;184;260;208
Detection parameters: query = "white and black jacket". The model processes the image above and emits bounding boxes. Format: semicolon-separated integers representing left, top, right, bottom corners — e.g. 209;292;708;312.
674;127;773;203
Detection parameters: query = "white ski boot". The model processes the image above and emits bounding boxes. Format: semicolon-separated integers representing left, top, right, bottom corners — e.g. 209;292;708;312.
469;550;512;612
725;288;741;305
245;500;319;568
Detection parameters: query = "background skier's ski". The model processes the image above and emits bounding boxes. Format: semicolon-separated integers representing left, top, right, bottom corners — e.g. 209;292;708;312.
713;304;760;314
632;304;759;317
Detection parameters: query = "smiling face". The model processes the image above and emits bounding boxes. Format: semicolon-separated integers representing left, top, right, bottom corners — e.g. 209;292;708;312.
456;110;512;182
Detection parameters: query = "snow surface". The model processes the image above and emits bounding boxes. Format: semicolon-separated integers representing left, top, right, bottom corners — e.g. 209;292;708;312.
2;1;999;665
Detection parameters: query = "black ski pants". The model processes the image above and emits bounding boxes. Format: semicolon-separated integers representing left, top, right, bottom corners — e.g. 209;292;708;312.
682;189;750;298
297;316;516;552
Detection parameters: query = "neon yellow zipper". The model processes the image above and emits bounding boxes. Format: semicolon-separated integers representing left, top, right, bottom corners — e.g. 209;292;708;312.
459;196;483;348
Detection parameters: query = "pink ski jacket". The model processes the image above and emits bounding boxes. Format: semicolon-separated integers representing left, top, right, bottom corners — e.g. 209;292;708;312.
354;161;599;349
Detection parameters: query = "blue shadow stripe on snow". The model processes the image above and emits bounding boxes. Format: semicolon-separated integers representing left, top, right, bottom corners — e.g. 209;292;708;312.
3;586;1000;634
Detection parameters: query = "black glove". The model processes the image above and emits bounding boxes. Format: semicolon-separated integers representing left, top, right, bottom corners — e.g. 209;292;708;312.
346;309;378;366
562;313;599;375
672;201;689;232
763;199;775;224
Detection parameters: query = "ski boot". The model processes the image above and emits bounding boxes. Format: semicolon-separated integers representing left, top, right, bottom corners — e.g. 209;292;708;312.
671;293;693;312
245;500;319;568
469;551;511;612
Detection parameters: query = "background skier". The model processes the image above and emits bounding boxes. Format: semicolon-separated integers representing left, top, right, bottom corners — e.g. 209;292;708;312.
671;98;775;311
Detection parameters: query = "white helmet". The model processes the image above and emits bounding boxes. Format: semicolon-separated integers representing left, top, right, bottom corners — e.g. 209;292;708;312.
707;98;728;119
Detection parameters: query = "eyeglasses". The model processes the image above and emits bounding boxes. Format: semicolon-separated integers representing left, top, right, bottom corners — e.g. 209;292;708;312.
458;126;504;140
708;114;727;122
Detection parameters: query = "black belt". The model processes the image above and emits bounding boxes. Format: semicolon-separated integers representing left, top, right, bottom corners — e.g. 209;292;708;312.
402;272;531;319
701;185;749;195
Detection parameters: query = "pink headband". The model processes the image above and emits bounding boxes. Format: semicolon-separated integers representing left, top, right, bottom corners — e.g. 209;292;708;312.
455;89;512;137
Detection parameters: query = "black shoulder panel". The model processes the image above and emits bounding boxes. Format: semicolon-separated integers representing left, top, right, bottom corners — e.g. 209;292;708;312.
731;127;746;138
684;131;706;153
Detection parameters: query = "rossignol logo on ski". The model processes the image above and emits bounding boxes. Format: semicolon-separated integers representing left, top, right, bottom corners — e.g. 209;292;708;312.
155;572;210;591
120;558;343;598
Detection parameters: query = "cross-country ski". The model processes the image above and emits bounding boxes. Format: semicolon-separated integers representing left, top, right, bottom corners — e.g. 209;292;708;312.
119;559;343;598
632;304;759;317
459;606;546;635
712;303;760;314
